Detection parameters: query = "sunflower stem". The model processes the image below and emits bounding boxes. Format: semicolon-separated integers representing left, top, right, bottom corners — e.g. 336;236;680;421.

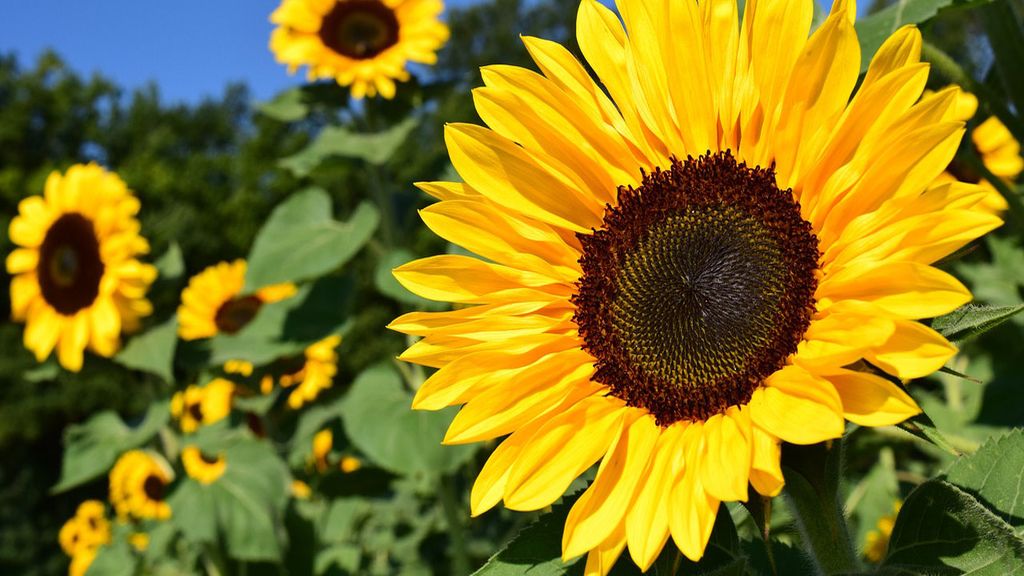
781;439;859;575
439;476;471;575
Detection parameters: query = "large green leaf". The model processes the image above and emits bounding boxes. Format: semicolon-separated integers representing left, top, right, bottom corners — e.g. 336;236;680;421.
882;480;1024;574
931;304;1024;343
85;541;136;576
113;317;178;383
945;429;1024;534
279;117;419;176
244;188;379;290
206;275;352;365
168;435;291;562
472;492;584;576
53;402;170;493
339;363;477;477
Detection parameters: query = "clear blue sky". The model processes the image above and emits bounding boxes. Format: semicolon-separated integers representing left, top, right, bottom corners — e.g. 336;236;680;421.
1;0;840;106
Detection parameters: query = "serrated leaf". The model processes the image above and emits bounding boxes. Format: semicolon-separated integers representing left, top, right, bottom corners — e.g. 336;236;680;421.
898;411;964;456
244;188;379;290
257;87;308;122
53;402;170;493
207;275;352;365
882;480;1024;574
168;435;291;562
279;117;418;176
855;0;994;72
931;303;1024;343
945;429;1024;534
339;363;477;477
113;317;178;383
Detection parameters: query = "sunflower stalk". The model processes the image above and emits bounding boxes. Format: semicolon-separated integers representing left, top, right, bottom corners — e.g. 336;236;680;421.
781;440;859;575
439;477;471;575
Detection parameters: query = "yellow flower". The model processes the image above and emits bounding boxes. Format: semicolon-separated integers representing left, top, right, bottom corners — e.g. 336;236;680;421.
269;0;449;99
389;0;1000;572
59;500;111;557
291;479;313;499
312;429;333;472
177;259;296;340
864;500;902;562
6;164;157;371
934;89;1022;214
181;445;227;485
224;359;255;377
279;335;342;409
129;532;150;552
109;450;173;520
170;378;236;434
340;455;362;473
68;548;98;576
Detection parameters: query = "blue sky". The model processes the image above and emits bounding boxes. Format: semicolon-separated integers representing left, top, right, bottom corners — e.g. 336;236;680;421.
1;0;840;105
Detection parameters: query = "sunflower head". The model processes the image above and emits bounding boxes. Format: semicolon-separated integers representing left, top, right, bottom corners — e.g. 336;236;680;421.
109;450;173;520
7;164;157;371
177;259;296;340
170;378;236;433
269;0;449;99
59;500;111;557
390;0;1001;571
181;445;227;485
276;335;342;409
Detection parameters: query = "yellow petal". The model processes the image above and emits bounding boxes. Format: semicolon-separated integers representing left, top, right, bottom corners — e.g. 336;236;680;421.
668;424;720;562
700;407;752;503
24;304;62;361
6;249;39;274
818;261;970;320
866;319;957;380
58;312;90;372
583;523;628;576
503;396;626;511
749;425;784;497
828;369;921;427
393;255;570;304
470;413;550;516
795;303;895;372
749;365;845;445
563;413;658;560
625;423;681;572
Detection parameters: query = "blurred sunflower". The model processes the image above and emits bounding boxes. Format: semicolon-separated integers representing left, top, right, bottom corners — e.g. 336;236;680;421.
170;378;236;433
312;428;333;472
276;335;343;409
177;259;296;340
58;500;111;559
389;0;1000;571
181;445;227;485
109;450;173;520
6;163;157;371
269;0;449;99
934;89;1022;215
864;500;902;563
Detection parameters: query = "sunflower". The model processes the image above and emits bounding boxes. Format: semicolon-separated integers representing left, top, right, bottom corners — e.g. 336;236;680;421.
933;88;1022;214
109;450;173;520
7;164;157;372
312;428;333;472
269;0;449;99
170;378;236;434
389;0;1001;572
864;500;902;563
277;335;343;409
181;445;227;485
59;500;111;558
177;259;296;340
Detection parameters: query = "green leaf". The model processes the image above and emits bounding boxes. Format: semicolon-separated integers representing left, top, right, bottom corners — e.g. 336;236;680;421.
168;435;291;562
898;410;965;456
279;117;419;176
374;248;442;308
855;0;989;72
207;275;353;365
23;360;60;382
882;480;1024;574
980;1;1024;116
86;540;137;576
244;188;379;290
257;87;309;122
153;242;184;284
113;317;178;383
472;492;583;576
315;543;362;574
931;303;1024;343
847;447;900;551
958;236;1024;309
945;429;1024;533
53;402;170;493
289;394;345;468
339;363;477;477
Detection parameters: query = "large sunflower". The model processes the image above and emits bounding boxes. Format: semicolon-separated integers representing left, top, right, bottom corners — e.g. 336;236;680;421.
269;0;449;99
177;259;296;340
934;88;1022;214
389;0;1001;572
7;164;157;372
109;450;173;521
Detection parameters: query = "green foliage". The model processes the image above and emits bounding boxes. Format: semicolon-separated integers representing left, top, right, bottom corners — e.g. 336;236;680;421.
243;188;380;290
114;318;178;383
339;364;477;477
472;492;584;576
931;303;1024;342
280;117;420;177
945;430;1024;533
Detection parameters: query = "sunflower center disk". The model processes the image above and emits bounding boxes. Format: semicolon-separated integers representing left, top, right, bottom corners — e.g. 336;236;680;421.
142;475;165;501
38;213;104;315
573;151;820;426
321;0;400;59
214;296;262;334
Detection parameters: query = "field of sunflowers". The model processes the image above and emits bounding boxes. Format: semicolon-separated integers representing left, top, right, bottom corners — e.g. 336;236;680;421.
2;0;1024;574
